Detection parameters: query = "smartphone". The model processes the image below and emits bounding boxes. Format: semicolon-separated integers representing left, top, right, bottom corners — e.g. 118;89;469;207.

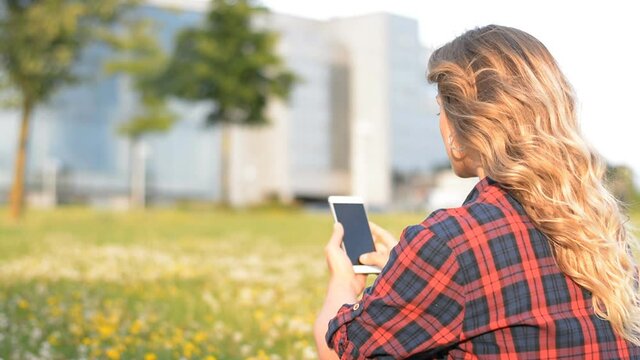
328;196;382;274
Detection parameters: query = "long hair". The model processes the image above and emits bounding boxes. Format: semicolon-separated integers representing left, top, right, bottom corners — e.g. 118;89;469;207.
427;24;640;345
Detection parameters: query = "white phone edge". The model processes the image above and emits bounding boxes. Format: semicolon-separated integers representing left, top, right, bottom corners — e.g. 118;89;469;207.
353;265;382;274
328;195;381;275
328;195;365;226
328;195;365;204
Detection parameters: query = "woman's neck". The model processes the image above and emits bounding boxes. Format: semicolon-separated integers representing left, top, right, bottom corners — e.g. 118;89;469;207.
477;166;487;180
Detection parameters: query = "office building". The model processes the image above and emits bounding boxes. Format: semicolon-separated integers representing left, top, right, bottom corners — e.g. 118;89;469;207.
0;2;447;208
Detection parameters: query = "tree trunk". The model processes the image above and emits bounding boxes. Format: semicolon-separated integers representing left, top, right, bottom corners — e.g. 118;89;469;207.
220;124;232;205
9;97;33;220
130;137;147;209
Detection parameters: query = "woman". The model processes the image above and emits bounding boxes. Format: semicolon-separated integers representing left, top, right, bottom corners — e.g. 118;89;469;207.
314;25;640;359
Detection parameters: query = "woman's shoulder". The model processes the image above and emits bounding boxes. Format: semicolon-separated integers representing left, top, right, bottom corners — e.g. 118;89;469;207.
429;176;525;218
406;177;539;251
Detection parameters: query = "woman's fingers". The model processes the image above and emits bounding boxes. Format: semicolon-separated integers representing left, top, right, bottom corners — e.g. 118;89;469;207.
326;223;344;251
325;223;354;276
359;223;399;269
369;222;399;248
359;251;388;269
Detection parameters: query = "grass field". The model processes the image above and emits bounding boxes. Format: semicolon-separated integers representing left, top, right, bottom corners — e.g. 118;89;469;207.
0;207;421;360
0;207;638;360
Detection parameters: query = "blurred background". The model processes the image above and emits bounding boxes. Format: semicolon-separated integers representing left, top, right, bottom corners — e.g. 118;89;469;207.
0;0;638;359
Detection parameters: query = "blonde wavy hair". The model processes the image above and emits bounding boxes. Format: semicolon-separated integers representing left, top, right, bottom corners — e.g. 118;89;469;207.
427;24;640;345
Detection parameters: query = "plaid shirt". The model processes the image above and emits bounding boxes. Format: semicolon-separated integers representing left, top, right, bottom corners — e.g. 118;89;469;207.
326;177;640;359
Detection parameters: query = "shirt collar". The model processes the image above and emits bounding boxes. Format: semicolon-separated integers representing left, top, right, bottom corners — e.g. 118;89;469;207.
463;176;497;205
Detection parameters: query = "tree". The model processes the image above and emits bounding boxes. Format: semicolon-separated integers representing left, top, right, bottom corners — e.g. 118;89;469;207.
0;0;136;219
102;17;176;208
159;0;296;204
606;164;638;204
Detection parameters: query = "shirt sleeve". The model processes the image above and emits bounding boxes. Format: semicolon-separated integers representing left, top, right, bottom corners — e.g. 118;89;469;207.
325;214;466;359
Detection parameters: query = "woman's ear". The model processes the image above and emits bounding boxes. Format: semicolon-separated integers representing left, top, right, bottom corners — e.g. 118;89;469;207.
448;134;466;160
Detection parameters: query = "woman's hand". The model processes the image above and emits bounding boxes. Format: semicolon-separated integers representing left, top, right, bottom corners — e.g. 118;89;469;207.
359;222;399;269
315;223;368;360
324;223;367;295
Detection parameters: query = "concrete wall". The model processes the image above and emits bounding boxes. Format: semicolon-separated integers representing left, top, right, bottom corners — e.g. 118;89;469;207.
327;14;392;207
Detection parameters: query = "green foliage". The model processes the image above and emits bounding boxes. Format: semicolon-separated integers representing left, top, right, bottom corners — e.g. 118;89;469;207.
0;70;20;107
606;164;639;205
160;0;296;126
0;0;137;104
102;17;176;138
1;0;140;219
116;98;175;139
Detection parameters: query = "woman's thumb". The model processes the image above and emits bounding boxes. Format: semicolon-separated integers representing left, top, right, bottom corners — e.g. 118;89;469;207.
359;252;385;268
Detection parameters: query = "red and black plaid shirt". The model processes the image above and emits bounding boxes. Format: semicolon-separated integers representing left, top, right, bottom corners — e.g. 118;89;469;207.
326;177;640;359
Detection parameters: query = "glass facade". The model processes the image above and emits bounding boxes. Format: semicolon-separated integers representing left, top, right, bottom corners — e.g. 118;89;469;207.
0;5;447;206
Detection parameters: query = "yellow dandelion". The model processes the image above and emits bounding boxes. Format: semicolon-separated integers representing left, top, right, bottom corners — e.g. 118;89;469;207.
183;341;196;358
129;319;143;335
47;334;59;346
144;353;157;360
46;296;59;306
17;299;29;310
98;323;116;338
193;331;207;343
50;306;63;318
106;347;120;360
256;349;269;360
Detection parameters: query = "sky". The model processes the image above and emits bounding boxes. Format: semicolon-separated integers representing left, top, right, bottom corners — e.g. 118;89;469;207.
258;0;640;185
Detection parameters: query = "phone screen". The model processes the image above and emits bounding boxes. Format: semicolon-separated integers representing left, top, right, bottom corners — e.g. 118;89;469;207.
333;203;375;265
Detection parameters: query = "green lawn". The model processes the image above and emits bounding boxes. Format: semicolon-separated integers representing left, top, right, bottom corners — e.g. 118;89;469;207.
0;207;638;360
0;207;420;360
